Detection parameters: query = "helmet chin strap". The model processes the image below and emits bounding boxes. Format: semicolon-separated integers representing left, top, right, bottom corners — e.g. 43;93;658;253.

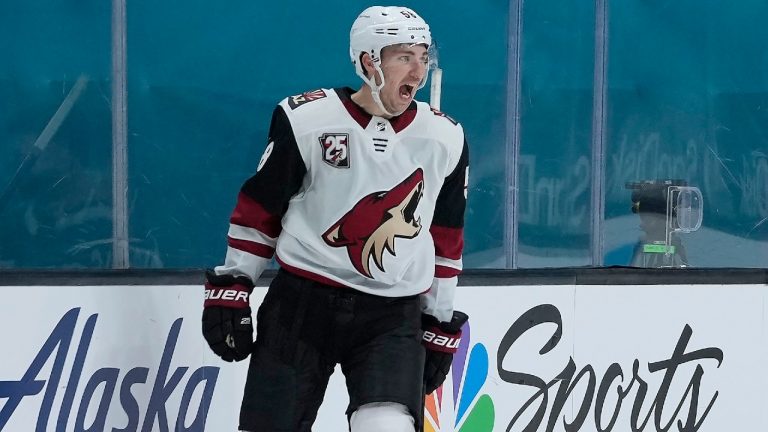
365;64;400;118
370;86;397;117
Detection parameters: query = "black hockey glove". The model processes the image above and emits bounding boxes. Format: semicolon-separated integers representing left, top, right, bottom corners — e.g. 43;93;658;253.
202;269;255;362
422;310;469;395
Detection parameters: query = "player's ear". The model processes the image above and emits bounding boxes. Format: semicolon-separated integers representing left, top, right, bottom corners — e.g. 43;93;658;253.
360;52;375;78
361;53;385;86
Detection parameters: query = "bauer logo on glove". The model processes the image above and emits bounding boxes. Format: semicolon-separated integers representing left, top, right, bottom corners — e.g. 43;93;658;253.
422;330;461;352
422;310;469;394
204;287;250;305
202;270;255;362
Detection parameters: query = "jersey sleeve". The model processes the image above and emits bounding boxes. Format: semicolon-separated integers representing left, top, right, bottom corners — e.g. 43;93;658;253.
213;105;307;282
421;138;469;322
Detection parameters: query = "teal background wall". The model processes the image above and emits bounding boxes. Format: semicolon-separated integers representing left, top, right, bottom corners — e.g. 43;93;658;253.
516;0;595;267
1;0;766;269
0;0;112;267
603;0;768;266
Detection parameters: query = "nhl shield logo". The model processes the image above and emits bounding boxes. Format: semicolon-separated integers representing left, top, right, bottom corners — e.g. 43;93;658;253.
319;133;350;168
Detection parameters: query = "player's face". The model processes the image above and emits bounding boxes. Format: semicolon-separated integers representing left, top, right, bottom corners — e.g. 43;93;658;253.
378;44;429;115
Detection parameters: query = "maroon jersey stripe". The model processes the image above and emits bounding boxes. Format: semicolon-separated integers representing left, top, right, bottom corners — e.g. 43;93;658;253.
230;192;282;238
430;225;464;260
227;236;275;259
435;265;461;278
276;257;349;288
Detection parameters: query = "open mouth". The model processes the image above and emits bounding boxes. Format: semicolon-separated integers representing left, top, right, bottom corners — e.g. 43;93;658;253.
402;181;424;227
399;84;414;99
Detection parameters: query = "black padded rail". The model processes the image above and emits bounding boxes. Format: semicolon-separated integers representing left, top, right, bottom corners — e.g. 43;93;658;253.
0;267;765;286
458;267;768;286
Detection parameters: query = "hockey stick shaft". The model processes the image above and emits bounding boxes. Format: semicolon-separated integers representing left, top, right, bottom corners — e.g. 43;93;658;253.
0;75;89;213
430;67;442;110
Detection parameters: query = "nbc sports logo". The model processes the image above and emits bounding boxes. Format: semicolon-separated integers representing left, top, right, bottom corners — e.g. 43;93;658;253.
424;321;495;431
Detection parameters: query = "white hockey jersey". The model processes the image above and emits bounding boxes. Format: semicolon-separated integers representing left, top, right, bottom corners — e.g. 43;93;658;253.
215;87;468;320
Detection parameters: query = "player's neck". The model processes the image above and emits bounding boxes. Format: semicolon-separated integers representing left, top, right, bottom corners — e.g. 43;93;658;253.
350;86;392;119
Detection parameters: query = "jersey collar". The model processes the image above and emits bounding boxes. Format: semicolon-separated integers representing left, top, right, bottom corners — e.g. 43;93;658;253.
335;87;417;133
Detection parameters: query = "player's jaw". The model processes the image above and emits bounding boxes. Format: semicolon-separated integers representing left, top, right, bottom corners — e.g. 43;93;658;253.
382;78;421;114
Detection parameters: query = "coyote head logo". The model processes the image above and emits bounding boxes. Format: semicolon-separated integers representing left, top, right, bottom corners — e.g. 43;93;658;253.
322;168;424;278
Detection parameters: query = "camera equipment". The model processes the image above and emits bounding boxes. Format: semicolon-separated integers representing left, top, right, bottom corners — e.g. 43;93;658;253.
625;179;703;268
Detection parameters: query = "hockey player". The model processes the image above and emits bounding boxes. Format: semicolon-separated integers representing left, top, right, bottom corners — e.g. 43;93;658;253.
202;6;469;431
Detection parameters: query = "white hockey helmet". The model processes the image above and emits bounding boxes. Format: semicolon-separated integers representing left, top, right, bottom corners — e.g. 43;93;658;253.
349;6;433;115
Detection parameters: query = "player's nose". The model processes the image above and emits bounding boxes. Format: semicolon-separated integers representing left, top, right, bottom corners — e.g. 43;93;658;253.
409;61;426;80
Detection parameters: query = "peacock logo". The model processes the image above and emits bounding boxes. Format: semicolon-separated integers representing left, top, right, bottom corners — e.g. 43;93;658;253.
424;321;495;431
